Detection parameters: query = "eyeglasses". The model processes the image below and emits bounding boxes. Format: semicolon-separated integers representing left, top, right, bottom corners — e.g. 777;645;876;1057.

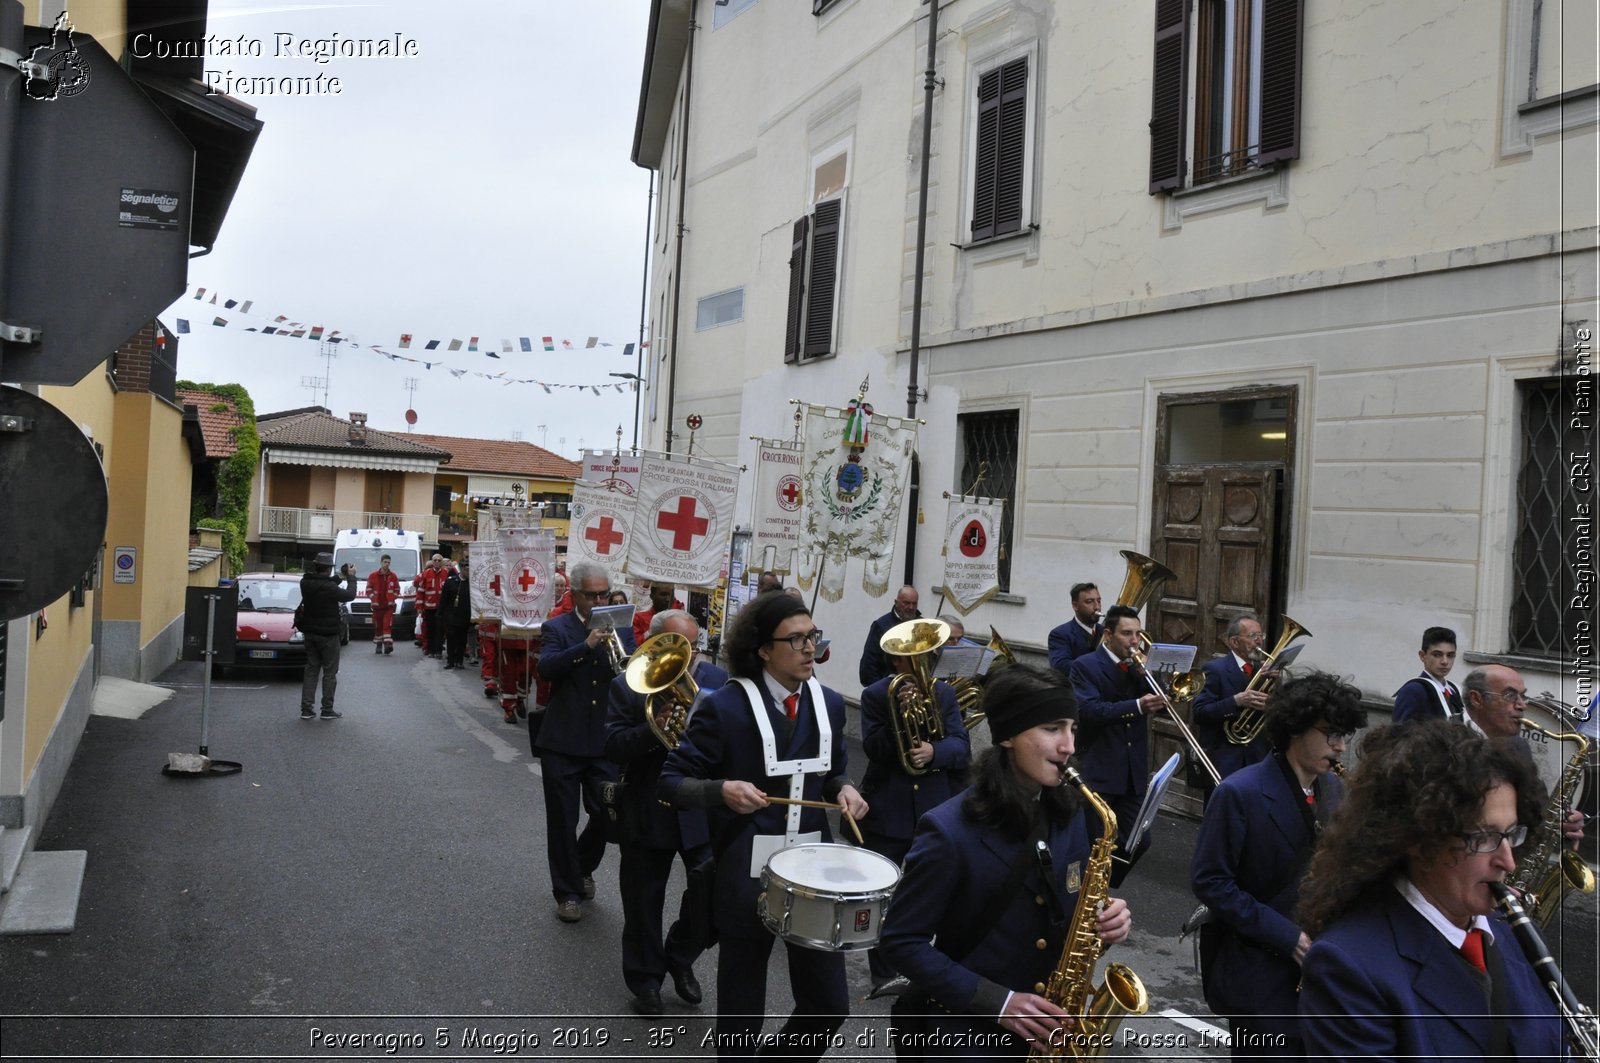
578;589;611;600
770;629;824;651
1312;725;1355;744
1457;825;1528;853
1483;688;1530;705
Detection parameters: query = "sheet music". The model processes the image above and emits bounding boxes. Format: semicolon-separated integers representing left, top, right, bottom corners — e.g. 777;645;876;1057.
932;645;993;679
1144;643;1197;674
1126;753;1181;853
587;603;635;631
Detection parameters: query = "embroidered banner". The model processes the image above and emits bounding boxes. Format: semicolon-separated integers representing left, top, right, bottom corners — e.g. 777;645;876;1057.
749;440;804;579
498;526;557;632
935;495;1006;614
626;454;740;587
467;539;503;621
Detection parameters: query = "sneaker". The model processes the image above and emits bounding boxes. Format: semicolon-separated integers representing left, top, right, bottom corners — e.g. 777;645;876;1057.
300;709;315;720
582;876;596;900
556;900;582;923
320;710;343;720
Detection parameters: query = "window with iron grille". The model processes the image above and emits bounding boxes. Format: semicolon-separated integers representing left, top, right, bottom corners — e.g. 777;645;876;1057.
957;409;1019;591
1508;378;1584;657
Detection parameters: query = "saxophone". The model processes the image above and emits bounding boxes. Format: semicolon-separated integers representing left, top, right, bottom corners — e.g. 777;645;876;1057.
1031;767;1150;1060
1508;720;1596;929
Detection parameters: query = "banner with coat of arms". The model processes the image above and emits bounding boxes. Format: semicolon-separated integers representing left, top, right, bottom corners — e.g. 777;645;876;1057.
797;388;919;602
570;481;638;585
498;527;557;632
935;496;1006;614
467;539;504;621
749;440;804;579
626;453;740;587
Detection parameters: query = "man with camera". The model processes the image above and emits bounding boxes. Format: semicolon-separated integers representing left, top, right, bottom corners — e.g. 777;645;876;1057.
299;553;358;720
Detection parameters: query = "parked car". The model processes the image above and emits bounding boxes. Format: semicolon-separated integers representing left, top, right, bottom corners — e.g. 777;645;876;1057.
224;573;349;674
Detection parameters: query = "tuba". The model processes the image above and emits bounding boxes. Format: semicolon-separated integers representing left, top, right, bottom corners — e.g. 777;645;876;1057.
1094;550;1176;650
950;626;1017;731
1507;719;1596;929
881;618;950;776
1033;767;1150;1058
624;632;700;749
1224;616;1312;745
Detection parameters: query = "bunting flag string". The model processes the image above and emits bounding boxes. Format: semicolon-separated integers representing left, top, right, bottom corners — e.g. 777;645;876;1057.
172;286;647;396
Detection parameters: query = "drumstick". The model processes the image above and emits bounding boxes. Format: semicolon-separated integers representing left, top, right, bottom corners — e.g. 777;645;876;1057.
765;796;865;845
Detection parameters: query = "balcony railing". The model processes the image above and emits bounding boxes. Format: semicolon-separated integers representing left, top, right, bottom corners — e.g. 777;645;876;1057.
258;507;439;543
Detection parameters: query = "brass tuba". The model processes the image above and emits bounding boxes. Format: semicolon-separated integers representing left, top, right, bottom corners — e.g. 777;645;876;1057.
881;618;950;776
1094;550;1177;650
1224;616;1312;745
624;632;700;749
950;626;1017;731
1507;718;1596;928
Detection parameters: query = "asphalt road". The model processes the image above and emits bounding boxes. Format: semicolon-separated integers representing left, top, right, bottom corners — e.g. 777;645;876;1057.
0;645;1593;1060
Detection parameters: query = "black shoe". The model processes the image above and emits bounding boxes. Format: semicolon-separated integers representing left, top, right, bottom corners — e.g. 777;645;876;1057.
384;644;393;654
300;709;316;720
668;965;702;1005
483;688;497;699
582;875;596;900
375;644;382;654
320;710;343;720
629;987;663;1016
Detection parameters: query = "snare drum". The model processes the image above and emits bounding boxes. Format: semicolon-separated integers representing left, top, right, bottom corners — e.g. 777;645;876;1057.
758;843;900;952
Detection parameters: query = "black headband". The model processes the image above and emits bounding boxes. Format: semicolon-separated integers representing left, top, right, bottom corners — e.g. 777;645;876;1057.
987;686;1077;743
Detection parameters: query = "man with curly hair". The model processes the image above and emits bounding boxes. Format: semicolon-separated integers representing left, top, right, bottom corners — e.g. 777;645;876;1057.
1296;721;1565;1059
1191;671;1366;1059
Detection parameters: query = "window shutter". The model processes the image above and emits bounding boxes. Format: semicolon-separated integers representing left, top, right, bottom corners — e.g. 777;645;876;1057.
1148;0;1190;193
784;215;809;364
994;57;1029;237
1255;0;1304;167
971;66;1002;241
803;197;842;359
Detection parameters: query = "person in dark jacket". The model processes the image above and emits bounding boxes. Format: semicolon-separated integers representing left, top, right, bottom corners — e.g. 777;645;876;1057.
439;562;472;669
299;553;358;720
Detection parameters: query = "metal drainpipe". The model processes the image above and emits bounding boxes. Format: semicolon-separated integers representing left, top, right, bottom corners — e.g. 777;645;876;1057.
903;0;940;590
663;0;698;456
632;171;654;451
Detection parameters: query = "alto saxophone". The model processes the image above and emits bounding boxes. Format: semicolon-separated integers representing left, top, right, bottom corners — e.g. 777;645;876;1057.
1508;720;1596;929
1031;767;1150;1059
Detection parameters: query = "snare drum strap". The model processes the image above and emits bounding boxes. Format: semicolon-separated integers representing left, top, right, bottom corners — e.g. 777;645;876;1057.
734;677;832;840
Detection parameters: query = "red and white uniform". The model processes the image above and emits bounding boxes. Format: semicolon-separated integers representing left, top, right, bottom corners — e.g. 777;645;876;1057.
365;568;401;646
414;564;446;651
478;618;500;698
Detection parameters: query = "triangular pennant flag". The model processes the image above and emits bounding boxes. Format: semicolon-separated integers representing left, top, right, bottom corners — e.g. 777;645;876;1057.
400;334;412;349
176;319;190;333
585;337;598;349
209;293;218;304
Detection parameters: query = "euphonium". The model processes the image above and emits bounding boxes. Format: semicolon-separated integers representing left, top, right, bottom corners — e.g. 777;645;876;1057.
1094;550;1177;651
1224;616;1312;746
950;626;1017;731
624;632;700;749
1507;719;1596;929
881;618;950;776
1032;767;1149;1059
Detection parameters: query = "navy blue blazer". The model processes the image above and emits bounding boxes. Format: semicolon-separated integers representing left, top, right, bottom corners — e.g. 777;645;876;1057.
858;676;970;841
1392;675;1462;724
1192;655;1270;781
537;610;636;758
1047;619;1102;674
603;660;726;852
880;794;1094;1019
1300;887;1565;1061
658;676;851;938
859;610;909;687
1191;756;1341;1031
1068;649;1150;797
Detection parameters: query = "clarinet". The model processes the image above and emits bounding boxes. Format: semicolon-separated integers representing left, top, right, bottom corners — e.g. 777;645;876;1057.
1490;882;1600;1062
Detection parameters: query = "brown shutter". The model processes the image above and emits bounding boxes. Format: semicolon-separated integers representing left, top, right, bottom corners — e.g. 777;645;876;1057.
971;66;1002;241
1255;0;1304;167
1148;0;1190;193
994;57;1029;237
784;215;809;364
803;197;842;358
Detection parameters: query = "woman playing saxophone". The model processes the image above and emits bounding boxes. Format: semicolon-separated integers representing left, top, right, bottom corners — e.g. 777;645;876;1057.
880;664;1133;1058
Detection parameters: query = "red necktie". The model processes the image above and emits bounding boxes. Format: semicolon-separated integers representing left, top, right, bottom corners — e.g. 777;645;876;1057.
1242;662;1254;676
783;693;798;721
1118;661;1130;673
1460;928;1487;973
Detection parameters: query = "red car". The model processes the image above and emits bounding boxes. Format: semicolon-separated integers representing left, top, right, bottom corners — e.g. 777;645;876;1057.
226;572;348;673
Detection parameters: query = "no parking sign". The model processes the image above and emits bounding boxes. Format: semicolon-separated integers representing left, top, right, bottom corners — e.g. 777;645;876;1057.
112;546;136;585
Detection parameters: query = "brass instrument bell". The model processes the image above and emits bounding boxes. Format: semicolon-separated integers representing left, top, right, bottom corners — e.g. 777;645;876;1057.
624;632;700;749
881;618;950;776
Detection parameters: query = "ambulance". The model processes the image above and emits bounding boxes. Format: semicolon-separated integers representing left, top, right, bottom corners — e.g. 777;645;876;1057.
333;528;425;638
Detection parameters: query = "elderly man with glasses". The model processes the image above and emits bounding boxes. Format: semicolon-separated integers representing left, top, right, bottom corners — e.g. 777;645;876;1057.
538;560;637;923
1192;613;1274;802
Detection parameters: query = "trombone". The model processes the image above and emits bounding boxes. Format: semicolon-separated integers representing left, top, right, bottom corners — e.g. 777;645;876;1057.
1129;646;1220;787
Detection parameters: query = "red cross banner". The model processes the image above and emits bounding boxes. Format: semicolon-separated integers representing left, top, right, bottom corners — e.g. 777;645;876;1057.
497;526;557;633
935;495;1006;614
797;400;919;601
467;539;504;621
580;449;642;496
750;440;803;580
626;453;740;587
570;476;639;586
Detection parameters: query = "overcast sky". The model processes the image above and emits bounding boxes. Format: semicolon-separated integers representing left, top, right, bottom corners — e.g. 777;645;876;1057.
162;0;651;459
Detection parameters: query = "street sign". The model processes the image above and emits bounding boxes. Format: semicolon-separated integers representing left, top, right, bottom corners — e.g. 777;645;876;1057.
112;547;136;585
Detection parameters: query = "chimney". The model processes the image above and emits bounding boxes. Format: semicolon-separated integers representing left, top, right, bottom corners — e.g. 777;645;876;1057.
349;412;368;444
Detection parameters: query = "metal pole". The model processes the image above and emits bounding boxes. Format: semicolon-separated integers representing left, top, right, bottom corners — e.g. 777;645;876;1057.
664;0;699;455
0;1;24;384
633;171;654;452
200;592;216;756
903;0;940;590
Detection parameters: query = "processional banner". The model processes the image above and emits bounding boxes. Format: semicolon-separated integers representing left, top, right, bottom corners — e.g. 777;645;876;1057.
626;453;740;587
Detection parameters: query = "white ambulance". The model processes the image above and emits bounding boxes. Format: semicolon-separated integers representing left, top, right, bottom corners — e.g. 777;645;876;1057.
333;528;425;638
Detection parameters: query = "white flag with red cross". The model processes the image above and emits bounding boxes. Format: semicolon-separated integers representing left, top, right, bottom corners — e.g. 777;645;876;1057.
750;440;803;578
467;539;504;621
497;526;557;633
936;495;1006;614
626;453;740;587
570;477;638;586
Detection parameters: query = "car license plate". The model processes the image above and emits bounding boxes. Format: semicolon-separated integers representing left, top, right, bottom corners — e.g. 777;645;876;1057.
248;649;278;660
